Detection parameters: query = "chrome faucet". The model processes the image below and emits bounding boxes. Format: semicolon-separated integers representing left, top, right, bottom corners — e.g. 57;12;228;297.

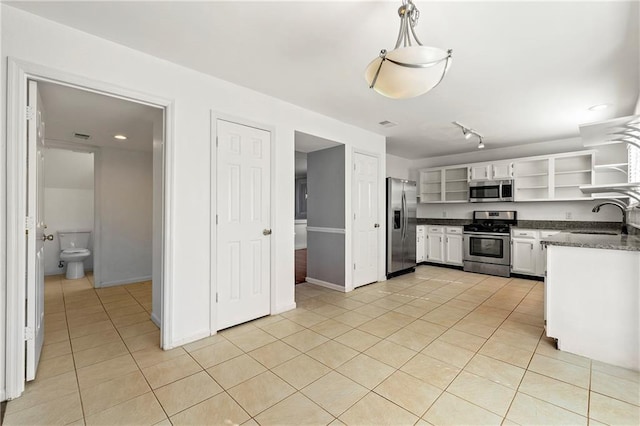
592;201;628;235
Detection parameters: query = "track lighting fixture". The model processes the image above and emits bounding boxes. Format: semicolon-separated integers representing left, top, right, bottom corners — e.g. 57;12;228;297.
478;137;485;149
453;121;485;149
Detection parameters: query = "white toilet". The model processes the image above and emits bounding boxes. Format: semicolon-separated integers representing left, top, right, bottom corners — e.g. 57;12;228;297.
58;230;92;280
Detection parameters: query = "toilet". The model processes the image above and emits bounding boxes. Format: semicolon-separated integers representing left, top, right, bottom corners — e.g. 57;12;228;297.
58;230;92;280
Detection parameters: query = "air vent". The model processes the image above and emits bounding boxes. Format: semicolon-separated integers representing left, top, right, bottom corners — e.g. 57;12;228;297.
378;120;397;128
73;132;91;140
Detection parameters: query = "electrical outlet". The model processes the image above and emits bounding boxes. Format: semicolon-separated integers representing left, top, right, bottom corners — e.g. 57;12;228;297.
565;212;572;220
442;211;447;218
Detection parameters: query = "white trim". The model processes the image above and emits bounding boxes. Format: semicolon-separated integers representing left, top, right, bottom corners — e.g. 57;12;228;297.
5;58;175;399
99;276;152;288
166;329;211;349
305;277;347;293
210;112;277;334
150;312;161;328
306;226;345;234
273;303;297;314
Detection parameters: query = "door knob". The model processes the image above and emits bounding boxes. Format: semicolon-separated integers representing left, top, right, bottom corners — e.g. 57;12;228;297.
42;234;54;241
263;229;272;236
374;223;380;228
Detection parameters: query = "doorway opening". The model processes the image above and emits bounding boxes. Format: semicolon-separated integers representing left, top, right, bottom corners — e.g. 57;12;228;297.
293;131;345;293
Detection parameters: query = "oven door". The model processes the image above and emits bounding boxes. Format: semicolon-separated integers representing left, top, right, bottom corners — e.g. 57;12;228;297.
463;232;510;265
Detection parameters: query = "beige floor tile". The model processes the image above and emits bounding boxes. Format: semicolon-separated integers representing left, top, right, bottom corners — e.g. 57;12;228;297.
85;392;166;425
105;304;146;319
282;329;329;352
310;319;353;338
447;371;516;416
358;317;403;339
536;338;592;368
5;371;78;415
464;353;525;389
154;371;222;416
272;354;332;390
478;339;534;368
589;391;640;425
506;392;587;426
307;340;359;369
400;353;460;390
528;353;590;389
423;392;502;426
123;330;160;352
260;318;306;339
71;328;122;352
254;392;334;426
592;360;640;383
336;354;395;389
181;333;226;353
131;346;186;369
249;340;301;368
73;340;129;368
302;371;368;417
68;320;115;339
66;305;106;320
489;328;540;352
226;328;277;352
190;339;244;368
518;371;588;416
141;353;202;389
40;340;72;361
591;369;640;406
170;392;250;425
386;327;436;351
80;370;151;416
44;328;70;346
403;319;448;339
437;328;487;352
207;354;267;389
66;312;110;329
364;339;417;368
333;311;378;328
2;391;83;425
117;320;158;338
36;353;76;380
312;304;348;318
283;310;327;327
110;311;152;328
77;354;139;390
228;371;296;416
339;392;418;426
452;320;497;339
374;370;441;416
421;340;474;368
334;329;381;352
353;303;389;318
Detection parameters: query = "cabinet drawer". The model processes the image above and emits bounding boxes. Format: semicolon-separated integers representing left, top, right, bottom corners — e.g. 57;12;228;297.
512;230;537;239
445;227;462;235
540;230;561;238
427;226;444;234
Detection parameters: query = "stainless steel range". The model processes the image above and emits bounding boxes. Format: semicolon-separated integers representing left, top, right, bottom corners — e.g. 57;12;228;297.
463;210;517;277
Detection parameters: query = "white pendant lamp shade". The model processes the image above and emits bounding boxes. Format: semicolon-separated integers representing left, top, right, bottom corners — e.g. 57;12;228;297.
365;0;452;99
365;46;452;99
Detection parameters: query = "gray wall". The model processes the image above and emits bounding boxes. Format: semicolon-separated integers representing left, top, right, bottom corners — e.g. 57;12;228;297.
307;145;345;286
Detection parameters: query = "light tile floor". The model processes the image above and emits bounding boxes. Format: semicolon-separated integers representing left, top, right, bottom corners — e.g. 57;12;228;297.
4;266;639;425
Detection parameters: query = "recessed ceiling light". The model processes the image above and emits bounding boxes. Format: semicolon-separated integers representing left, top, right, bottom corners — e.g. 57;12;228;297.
588;104;610;111
114;134;127;140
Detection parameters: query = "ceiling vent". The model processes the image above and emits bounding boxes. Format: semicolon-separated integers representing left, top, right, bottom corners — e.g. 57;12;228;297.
73;132;91;140
379;120;398;128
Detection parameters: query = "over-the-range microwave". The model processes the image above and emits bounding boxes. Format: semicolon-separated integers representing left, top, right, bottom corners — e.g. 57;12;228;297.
469;180;514;202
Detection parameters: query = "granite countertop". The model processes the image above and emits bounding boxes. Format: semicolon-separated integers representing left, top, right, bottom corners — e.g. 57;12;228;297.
416;219;471;226
541;232;640;252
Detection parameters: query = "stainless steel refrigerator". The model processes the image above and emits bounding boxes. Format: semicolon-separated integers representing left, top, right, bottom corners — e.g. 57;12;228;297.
386;178;417;278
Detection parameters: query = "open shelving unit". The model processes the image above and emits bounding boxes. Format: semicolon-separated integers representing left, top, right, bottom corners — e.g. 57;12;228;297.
419;166;469;203
514;158;550;201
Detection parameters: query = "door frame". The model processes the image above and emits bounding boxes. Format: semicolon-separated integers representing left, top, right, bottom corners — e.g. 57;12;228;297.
347;148;382;292
5;58;176;399
209;112;277;333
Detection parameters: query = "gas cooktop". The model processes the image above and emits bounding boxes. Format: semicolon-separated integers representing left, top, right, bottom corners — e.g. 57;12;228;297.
463;210;518;234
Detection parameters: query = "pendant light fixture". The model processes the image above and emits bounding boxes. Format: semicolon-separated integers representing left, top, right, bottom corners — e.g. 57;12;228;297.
365;0;452;99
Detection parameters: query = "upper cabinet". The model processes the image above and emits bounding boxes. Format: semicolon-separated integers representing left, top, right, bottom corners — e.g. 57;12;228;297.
468;162;513;181
419;166;468;203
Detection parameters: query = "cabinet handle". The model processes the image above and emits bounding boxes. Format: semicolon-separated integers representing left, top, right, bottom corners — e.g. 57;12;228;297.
446;237;449;243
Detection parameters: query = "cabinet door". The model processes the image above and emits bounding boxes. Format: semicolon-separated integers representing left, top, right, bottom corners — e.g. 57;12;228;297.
445;234;463;265
416;234;424;262
511;239;536;274
426;233;444;263
470;165;490;181
492;163;513;179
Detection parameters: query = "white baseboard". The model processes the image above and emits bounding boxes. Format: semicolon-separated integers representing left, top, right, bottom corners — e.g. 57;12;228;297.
150;312;161;328
98;275;152;288
165;329;211;350
273;302;297;314
306;277;346;292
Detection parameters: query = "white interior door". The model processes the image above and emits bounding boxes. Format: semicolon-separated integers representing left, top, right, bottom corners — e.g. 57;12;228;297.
353;152;379;288
216;119;271;330
26;80;46;381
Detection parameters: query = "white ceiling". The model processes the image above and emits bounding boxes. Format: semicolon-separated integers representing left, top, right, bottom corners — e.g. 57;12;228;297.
14;1;639;158
38;81;162;152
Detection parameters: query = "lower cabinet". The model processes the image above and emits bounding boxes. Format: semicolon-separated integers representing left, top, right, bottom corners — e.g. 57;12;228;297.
511;229;561;276
424;226;463;266
416;226;426;263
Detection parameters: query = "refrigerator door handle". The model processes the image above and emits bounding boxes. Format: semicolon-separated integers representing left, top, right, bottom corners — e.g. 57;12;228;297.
401;191;406;240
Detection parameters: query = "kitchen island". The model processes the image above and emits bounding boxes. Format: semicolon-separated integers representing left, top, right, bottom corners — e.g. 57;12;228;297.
541;232;640;371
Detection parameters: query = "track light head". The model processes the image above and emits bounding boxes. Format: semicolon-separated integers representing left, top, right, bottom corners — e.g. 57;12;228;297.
463;129;472;140
478;137;485;149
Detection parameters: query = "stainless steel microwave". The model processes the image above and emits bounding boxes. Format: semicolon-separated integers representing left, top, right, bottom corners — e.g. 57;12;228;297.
469;180;513;202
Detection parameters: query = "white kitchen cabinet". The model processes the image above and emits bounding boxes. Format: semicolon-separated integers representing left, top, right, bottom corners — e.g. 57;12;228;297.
425;226;463;266
416;226;426;263
491;162;513;180
539;230;561;275
419;167;468;203
469;164;491;181
469;162;513;181
511;229;561;276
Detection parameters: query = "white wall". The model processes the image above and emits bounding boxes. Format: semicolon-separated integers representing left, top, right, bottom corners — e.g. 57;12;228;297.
386;153;411;180
98;148;153;286
1;5;386;355
43;149;94;276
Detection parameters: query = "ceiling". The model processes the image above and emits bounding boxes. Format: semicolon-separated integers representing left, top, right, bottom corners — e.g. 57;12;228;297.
13;1;639;158
38;81;162;152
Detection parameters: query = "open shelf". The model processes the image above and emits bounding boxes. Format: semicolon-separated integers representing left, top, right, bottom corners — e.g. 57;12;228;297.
446;178;468;183
555;169;591;175
516;172;548;178
518;185;548;190
554;184;583;188
445;190;469;193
